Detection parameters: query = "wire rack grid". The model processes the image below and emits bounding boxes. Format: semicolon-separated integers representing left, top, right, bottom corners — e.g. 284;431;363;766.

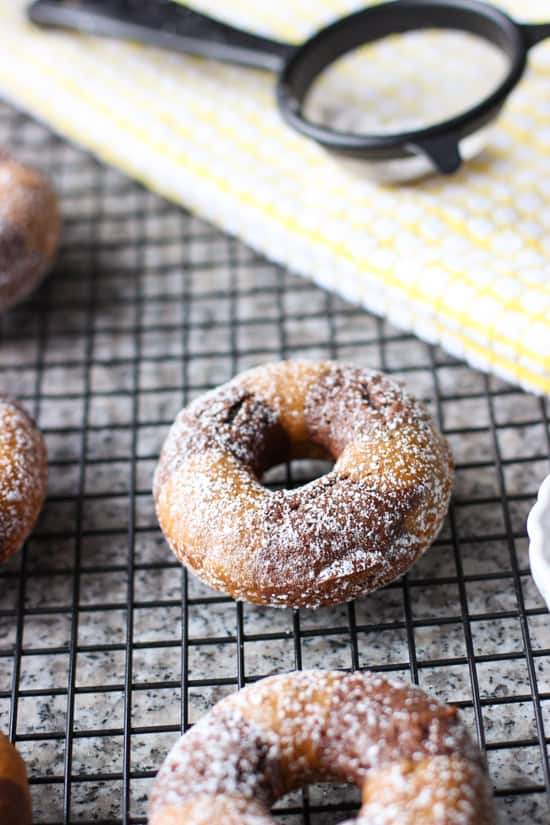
0;99;548;825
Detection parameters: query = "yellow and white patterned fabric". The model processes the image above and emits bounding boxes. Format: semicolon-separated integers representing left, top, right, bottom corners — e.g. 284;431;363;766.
1;0;549;393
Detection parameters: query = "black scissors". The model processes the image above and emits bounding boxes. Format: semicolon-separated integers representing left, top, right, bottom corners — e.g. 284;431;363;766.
27;0;550;175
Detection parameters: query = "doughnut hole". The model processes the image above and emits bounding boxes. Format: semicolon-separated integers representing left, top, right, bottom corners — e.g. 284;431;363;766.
261;458;334;490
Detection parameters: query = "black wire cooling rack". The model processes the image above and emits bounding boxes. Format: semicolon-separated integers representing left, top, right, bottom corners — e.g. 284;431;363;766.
0;99;549;825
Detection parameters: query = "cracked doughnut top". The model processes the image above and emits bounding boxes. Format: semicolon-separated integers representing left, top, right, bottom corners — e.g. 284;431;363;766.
0;397;48;563
149;670;495;825
153;360;453;608
0;151;59;314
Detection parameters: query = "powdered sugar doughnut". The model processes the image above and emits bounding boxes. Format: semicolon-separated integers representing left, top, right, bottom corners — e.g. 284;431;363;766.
0;397;47;562
0;152;59;313
154;361;453;608
149;670;495;825
0;732;32;825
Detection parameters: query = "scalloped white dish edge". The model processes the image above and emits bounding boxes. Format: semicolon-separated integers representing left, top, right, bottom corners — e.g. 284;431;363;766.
527;473;550;612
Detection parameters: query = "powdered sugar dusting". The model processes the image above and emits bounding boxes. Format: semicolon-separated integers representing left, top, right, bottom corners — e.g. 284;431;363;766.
149;670;494;825
150;795;274;825
0;396;47;561
150;708;282;810
154;361;453;608
357;756;494;824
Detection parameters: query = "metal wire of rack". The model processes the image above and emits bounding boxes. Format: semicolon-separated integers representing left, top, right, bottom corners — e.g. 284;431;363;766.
0;100;548;825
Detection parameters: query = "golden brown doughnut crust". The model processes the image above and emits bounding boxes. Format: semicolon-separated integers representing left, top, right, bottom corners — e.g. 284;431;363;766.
0;151;59;313
0;732;32;825
149;670;495;825
0;397;48;562
154;361;453;607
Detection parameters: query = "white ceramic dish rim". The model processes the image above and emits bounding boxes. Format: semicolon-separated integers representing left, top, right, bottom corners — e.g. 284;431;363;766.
527;473;550;612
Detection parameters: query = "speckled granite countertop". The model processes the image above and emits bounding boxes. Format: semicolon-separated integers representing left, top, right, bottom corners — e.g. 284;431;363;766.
0;102;548;824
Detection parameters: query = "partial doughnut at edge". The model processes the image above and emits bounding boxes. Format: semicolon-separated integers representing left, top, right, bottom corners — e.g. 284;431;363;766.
0;397;47;563
149;670;495;825
0;151;59;314
0;732;32;825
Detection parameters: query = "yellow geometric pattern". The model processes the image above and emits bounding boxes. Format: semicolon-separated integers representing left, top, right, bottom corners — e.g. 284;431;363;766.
1;0;549;393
